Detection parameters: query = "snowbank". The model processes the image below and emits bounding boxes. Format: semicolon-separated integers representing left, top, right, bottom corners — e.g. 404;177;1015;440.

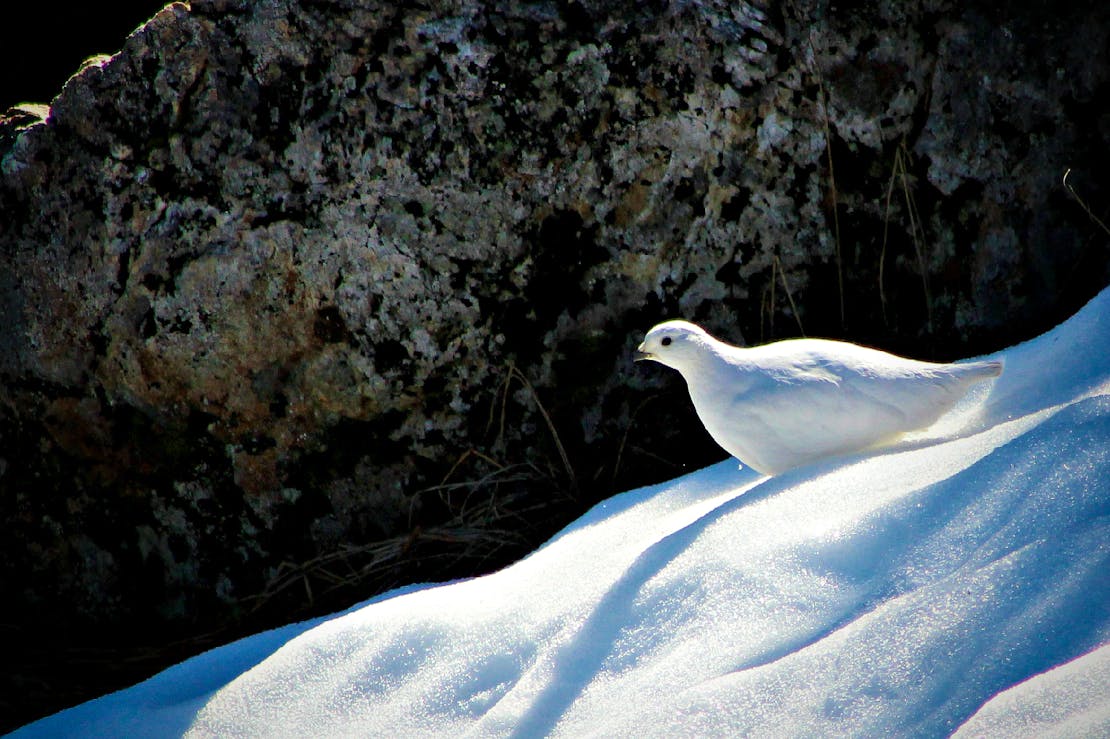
13;288;1110;738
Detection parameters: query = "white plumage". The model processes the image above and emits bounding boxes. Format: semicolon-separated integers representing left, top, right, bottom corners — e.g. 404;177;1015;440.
636;320;1003;475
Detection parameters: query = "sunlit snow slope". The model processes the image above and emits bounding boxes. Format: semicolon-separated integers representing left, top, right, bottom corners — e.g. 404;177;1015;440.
14;288;1110;738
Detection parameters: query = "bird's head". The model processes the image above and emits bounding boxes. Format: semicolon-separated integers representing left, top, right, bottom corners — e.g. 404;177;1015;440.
634;320;714;372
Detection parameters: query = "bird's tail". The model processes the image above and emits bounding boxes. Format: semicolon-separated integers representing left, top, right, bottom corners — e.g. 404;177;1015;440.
961;359;1004;380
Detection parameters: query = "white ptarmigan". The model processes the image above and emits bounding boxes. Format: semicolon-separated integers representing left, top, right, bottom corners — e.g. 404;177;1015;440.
635;320;1003;475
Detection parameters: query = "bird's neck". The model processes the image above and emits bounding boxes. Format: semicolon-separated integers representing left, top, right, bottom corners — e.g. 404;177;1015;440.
680;341;745;393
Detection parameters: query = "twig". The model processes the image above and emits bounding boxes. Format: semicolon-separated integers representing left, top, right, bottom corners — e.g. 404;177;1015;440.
784;0;845;328
806;44;845;328
880;141;934;332
508;366;577;493
1063;168;1110;238
880;148;897;324
774;255;806;336
612;394;655;483
897;143;933;333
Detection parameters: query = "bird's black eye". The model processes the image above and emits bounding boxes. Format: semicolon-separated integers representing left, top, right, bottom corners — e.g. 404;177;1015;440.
661;337;672;347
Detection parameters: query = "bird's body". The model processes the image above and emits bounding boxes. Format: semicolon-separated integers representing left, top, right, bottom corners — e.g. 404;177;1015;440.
636;320;1003;475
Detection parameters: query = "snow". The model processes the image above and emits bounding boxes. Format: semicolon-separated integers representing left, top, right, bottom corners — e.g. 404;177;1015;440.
953;643;1110;738
12;287;1110;738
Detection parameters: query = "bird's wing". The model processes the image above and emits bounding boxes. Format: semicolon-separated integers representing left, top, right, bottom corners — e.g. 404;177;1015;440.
725;369;911;464
750;377;905;452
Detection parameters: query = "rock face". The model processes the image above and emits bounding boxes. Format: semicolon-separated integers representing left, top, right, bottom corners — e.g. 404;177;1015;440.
1;0;1108;725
